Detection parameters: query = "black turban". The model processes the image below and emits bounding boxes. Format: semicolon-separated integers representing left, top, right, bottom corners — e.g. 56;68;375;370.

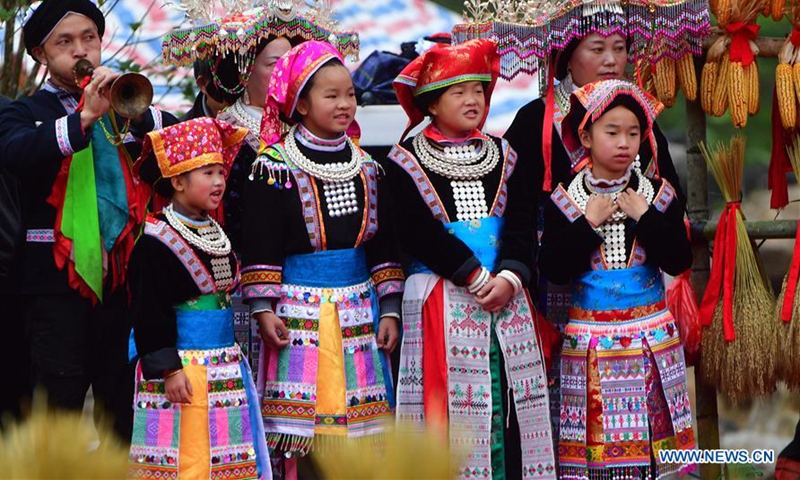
23;0;105;56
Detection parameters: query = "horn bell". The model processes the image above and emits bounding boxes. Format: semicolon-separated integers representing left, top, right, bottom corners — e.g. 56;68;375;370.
110;72;154;119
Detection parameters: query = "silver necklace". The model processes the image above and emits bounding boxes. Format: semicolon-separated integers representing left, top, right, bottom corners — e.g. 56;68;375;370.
284;125;362;182
322;180;358;217
412;133;500;180
451;180;488;221
567;168;655;269
164;204;231;257
226;99;261;134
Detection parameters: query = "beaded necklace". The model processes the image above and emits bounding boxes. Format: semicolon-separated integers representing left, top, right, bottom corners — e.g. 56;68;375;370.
567;168;654;269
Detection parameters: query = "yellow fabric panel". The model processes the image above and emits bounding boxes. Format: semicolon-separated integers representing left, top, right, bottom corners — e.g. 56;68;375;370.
315;297;347;437
178;364;210;480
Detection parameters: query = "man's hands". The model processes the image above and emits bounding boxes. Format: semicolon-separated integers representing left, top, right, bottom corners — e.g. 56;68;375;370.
80;66;119;130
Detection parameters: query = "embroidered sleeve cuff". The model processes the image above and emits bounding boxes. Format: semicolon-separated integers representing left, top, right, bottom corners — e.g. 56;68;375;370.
379;294;401;319
249;298;274;316
127;106;162;141
496;259;532;286
140;347;182;380
56;114;90;156
241;264;283;300
451;256;482;286
370;262;405;299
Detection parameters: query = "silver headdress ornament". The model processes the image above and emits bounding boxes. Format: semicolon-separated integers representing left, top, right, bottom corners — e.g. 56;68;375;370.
455;0;566;80
454;0;710;83
161;0;359;95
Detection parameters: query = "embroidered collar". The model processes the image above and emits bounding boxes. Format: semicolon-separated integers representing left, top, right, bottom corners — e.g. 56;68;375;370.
169;208;211;229
43;80;80;113
422;124;487;146
585;163;635;194
295;123;347;152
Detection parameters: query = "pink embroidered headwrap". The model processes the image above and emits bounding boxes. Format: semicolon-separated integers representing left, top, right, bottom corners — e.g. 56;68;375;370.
259;40;358;147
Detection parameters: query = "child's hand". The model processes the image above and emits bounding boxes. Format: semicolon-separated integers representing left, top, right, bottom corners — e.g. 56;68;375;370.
255;311;291;349
376;316;399;353
476;276;514;312
616;188;649;221
164;369;193;404
585;194;618;227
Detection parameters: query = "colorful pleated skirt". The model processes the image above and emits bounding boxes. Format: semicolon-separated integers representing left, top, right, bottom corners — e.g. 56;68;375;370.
129;293;270;480
396;217;556;480
258;248;394;455
559;266;696;480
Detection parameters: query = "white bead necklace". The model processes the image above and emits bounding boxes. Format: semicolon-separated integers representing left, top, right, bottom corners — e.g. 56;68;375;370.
567;168;655;269
196;226;234;289
322;179;359;217
413;133;500;180
283;125;362;182
226;99;261;134
164;204;232;257
452;180;488;221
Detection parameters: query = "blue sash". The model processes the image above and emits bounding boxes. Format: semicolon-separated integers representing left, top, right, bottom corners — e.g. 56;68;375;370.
409;216;505;275
571;265;665;311
283;247;369;287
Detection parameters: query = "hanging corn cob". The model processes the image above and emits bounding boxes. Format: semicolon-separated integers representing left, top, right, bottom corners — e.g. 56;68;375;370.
712;0;731;25
773;0;787;20
699;137;778;404
653;56;677;107
676;51;698;102
776;136;800;391
700;0;763;126
648;36;699;107
776;40;796;129
701;36;729;114
770;1;800;210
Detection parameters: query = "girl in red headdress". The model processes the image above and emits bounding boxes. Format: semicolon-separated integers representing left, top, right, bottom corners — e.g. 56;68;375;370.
386;38;556;479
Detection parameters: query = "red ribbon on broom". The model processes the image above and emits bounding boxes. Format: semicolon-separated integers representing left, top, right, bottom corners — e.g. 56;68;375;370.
781;222;800;322
699;202;740;341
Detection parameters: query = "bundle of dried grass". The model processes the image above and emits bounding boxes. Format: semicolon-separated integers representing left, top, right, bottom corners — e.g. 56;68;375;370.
313;422;459;479
699;136;778;405
0;397;129;478
775;135;800;391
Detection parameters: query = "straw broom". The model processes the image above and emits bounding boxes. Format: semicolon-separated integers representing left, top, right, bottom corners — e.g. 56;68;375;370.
0;395;129;478
775;135;800;391
313;421;460;479
699;137;777;405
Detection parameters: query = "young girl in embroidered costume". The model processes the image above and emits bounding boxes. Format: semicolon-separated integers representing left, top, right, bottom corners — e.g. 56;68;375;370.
539;79;695;479
241;41;403;460
386;38;556;479
127;117;271;480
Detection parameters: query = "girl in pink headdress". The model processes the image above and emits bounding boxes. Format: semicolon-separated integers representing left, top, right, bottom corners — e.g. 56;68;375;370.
240;41;403;461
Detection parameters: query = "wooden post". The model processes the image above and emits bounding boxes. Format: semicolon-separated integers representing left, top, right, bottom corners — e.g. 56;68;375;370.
685;57;722;480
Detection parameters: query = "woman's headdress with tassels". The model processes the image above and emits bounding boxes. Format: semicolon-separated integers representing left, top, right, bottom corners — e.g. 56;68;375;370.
162;0;359;97
453;0;710;190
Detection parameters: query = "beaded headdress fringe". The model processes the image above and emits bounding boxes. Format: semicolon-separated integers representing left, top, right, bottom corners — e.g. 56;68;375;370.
454;0;710;83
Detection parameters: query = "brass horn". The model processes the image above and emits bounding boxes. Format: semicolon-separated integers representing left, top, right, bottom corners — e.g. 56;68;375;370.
73;59;154;119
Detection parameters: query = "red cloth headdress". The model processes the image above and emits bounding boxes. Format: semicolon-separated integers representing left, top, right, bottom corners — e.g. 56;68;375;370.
392;38;500;140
